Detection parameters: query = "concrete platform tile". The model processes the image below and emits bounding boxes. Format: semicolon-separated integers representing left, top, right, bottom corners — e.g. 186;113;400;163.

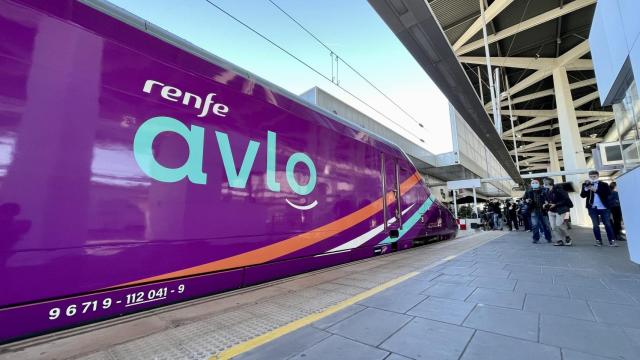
380;317;474;360
623;326;640;347
440;266;476;275
326;307;412;346
515;280;569;297
373;278;435;296
422;282;476;301
407;297;475;325
508;271;554;283
463;304;539;341
567;285;638;305
446;260;476;268
460;331;560;360
384;354;413;360
589;301;640;329
602;278;640;291
472;261;506;270
411;271;443;282
470;276;516;291
233;326;330;360
524;294;595;321
358;288;427;313
432;274;476;285
466;288;525;309
471;268;511;278
554;275;607;289
76;352;116;360
540;314;640;359
288;335;389;360
503;264;542;273
312;304;366;330
562;349;619;360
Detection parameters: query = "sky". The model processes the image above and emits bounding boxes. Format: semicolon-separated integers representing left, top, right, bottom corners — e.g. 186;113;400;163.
107;0;453;154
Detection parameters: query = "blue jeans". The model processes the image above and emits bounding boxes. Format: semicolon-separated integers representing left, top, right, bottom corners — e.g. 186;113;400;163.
530;211;551;242
492;213;501;229
588;208;616;243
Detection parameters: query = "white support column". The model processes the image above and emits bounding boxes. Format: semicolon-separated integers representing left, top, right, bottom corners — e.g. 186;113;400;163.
552;66;588;225
453;190;458;219
548;141;562;183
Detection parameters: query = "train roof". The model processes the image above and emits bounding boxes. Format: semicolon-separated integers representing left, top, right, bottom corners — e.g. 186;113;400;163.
77;0;411;161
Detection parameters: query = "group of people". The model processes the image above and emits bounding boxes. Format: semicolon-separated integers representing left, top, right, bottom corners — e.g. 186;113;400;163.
478;170;625;247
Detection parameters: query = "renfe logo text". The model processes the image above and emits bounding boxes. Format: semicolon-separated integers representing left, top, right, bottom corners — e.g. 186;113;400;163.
143;79;230;118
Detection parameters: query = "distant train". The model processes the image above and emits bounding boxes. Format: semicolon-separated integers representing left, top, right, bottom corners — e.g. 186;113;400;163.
0;0;457;342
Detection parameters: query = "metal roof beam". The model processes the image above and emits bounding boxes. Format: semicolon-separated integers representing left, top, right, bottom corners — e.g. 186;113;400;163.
578;116;613;123
503;116;552;136
500;89;554;107
504;124;554;137
565;59;593;71
459;57;591;71
459;56;556;70
516;136;557;142
569;78;597;89
519;152;558;157
506;41;590;97
573;91;600;108
456;0;596;55
494;79;596;108
578;117;615;132
452;0;515;51
494;109;612;117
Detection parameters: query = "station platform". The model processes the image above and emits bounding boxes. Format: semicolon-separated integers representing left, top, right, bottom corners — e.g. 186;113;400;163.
2;228;639;360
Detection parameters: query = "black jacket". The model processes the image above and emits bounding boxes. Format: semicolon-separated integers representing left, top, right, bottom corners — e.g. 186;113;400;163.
580;181;612;209
547;186;572;214
524;188;548;213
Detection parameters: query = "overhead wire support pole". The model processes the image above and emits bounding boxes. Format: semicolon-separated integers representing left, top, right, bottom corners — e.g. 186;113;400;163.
480;0;499;132
477;66;483;103
504;74;520;172
494;67;502;134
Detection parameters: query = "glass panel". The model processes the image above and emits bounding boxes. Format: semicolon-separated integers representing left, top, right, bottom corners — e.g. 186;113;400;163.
612;80;640;171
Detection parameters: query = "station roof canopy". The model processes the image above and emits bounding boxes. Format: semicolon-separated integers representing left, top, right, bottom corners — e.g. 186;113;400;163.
369;0;610;179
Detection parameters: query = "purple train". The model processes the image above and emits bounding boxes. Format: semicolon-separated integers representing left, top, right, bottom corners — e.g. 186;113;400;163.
0;0;457;342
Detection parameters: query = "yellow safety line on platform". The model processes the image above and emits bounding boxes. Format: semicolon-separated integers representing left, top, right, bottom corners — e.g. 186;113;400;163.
211;271;420;360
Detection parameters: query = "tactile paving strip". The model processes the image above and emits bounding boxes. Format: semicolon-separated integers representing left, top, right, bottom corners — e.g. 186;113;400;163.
106;332;194;360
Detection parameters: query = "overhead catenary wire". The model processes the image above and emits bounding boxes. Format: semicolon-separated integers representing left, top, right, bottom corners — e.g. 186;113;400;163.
202;0;426;143
267;0;426;130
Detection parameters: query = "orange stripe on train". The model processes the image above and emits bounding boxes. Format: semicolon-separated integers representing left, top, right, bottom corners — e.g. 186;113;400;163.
118;172;422;286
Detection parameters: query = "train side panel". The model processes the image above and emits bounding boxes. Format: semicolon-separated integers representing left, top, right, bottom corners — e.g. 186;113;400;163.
0;0;456;342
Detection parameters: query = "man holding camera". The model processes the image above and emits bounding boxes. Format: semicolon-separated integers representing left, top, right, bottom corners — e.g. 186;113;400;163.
580;170;618;247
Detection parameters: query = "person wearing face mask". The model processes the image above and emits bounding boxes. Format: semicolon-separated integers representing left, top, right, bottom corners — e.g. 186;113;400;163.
543;178;573;246
523;179;552;243
580;170;618;247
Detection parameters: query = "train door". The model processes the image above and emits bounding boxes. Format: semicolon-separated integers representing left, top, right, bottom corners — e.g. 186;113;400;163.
381;153;401;238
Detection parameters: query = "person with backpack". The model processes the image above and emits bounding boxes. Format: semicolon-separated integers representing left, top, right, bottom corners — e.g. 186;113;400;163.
544;178;573;246
580;170;618;247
